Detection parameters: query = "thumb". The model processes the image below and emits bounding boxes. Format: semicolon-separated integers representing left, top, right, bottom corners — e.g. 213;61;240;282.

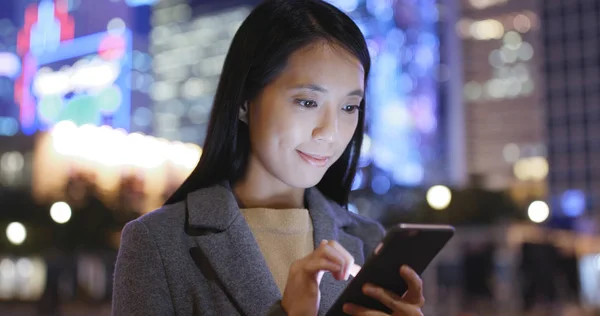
317;264;361;282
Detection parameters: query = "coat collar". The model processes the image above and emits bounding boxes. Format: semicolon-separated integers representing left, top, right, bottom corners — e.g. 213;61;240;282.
185;182;361;316
185;181;356;232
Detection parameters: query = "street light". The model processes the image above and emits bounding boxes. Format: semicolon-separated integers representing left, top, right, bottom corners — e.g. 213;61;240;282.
426;185;452;210
6;222;26;245
528;200;550;223
50;201;72;224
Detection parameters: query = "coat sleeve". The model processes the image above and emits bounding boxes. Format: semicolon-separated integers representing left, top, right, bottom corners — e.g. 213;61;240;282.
267;300;288;316
112;220;175;316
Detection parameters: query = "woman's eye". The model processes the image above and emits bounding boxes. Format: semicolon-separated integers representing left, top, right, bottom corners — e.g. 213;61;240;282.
342;105;360;113
296;99;318;108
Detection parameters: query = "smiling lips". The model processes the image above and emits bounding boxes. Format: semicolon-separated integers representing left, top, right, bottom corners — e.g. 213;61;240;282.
297;150;331;167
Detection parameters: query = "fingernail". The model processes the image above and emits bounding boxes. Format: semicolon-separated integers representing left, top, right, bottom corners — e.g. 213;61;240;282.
363;285;376;295
343;304;353;313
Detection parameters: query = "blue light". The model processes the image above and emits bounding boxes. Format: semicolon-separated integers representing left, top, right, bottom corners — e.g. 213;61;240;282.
561;190;586;217
36;31;127;65
371;175;391;195
0;117;18;136
0;52;21;78
351;169;364;191
326;0;360;12
333;0;441;187
393;163;424;186
124;0;159;7
347;203;359;214
30;1;62;56
133;107;153;127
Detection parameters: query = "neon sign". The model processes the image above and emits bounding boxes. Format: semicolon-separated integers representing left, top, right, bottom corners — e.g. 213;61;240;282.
16;0;74;56
14;0;132;135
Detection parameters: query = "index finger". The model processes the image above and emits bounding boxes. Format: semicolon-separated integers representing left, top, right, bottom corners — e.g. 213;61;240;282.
400;265;425;306
327;240;355;280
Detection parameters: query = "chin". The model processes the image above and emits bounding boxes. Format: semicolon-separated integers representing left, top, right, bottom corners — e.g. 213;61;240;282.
283;172;325;189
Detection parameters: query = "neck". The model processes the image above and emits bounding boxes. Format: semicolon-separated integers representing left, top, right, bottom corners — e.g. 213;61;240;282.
233;180;305;209
233;159;306;209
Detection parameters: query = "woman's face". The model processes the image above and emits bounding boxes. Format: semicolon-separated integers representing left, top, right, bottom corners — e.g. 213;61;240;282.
245;42;364;190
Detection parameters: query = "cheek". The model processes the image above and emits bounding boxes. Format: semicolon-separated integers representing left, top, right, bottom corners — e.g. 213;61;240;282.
253;112;306;152
275;120;308;150
339;116;359;146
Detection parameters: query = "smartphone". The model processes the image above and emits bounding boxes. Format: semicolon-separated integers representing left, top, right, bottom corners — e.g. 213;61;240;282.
327;223;455;315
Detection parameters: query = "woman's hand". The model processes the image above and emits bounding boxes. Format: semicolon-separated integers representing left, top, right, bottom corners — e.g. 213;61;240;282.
281;239;357;316
342;265;425;316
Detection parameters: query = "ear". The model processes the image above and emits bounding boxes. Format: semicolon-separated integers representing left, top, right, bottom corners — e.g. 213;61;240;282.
238;101;248;124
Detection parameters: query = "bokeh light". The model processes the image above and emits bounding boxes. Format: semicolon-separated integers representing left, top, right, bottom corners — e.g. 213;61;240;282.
528;201;550;223
561;190;586;218
513;157;549;181
50;201;72;224
6;222;27;246
426;185;452;210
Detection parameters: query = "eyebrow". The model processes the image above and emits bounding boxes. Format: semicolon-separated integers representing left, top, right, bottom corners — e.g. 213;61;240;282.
291;84;364;97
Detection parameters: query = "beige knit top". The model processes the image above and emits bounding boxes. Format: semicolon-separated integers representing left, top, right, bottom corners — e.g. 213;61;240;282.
240;208;314;295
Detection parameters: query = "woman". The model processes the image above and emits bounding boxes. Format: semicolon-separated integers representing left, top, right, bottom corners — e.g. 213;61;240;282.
112;0;425;315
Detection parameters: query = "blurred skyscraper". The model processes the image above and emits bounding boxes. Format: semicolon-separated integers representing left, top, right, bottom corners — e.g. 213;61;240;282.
459;0;547;193
149;0;255;143
540;0;600;219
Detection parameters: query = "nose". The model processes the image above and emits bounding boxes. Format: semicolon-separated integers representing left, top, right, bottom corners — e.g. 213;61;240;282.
312;107;338;143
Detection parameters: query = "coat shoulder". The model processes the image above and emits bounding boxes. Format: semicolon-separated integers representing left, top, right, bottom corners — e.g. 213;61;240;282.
131;201;187;241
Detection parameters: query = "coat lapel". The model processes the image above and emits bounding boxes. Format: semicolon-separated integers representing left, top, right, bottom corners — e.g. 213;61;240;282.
185;183;281;316
305;188;367;316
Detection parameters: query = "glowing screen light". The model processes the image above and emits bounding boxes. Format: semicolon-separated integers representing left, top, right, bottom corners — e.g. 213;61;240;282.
328;0;441;186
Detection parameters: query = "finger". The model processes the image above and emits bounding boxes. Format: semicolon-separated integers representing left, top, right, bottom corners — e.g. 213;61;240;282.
303;257;342;276
327;240;355;280
316;240;345;266
363;284;420;314
315;241;350;280
400;266;425;307
313;242;347;280
342;303;387;316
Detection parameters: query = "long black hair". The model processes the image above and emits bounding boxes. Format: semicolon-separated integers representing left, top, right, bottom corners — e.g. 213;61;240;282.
165;0;371;207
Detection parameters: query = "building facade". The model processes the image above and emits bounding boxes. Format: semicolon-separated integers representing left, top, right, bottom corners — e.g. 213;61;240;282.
541;0;600;219
460;0;546;192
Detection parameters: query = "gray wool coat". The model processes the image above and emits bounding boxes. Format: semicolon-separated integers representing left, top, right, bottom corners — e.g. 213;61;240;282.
112;182;385;316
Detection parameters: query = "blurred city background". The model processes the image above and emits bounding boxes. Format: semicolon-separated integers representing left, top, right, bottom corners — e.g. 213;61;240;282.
0;0;598;315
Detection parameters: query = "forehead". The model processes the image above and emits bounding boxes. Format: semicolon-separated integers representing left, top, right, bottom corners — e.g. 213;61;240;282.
276;42;365;89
